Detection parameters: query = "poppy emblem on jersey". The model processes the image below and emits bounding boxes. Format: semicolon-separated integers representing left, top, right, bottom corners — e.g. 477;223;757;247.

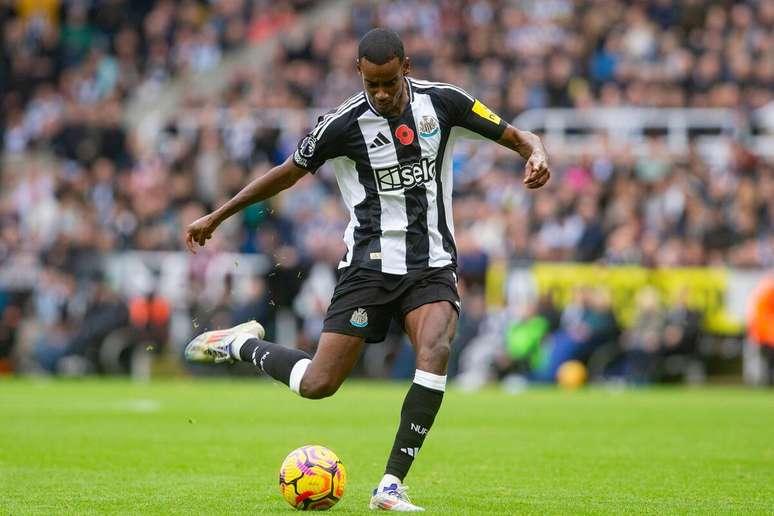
350;308;368;328
394;124;415;145
418;116;439;138
298;135;317;158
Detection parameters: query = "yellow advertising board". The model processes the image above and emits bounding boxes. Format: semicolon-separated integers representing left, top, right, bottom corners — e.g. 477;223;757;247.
530;264;743;335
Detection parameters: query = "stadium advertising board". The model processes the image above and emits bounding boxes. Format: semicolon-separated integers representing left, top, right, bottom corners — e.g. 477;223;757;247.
529;264;744;335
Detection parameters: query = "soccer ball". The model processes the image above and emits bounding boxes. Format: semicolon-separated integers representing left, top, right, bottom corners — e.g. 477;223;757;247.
557;360;587;390
279;445;347;510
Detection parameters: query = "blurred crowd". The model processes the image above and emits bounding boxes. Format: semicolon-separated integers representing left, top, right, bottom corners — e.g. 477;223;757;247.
283;0;774;114
1;0;311;120
454;285;706;389
0;0;772;382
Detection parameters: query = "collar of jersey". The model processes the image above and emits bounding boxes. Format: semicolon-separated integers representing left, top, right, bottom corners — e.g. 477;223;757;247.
364;78;415;118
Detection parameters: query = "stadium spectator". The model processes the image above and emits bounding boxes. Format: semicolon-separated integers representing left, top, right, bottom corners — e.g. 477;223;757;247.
0;291;23;374
128;289;171;353
747;274;774;385
531;287;619;383
64;276;129;370
660;291;702;356
623;287;664;384
495;294;559;379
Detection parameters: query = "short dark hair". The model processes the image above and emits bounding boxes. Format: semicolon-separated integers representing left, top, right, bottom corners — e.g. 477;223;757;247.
358;28;404;65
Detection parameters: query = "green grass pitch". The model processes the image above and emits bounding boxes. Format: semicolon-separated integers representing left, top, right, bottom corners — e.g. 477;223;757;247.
1;378;772;514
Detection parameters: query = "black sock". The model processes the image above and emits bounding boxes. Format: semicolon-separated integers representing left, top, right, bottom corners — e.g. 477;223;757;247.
239;338;311;386
384;382;444;481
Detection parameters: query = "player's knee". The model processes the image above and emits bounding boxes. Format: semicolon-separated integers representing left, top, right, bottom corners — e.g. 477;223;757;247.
299;375;340;399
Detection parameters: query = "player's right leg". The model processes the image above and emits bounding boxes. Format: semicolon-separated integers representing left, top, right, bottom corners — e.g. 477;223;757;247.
185;325;364;399
371;267;460;512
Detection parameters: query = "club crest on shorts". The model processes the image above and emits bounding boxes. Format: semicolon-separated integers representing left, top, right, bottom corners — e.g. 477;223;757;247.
350;308;368;328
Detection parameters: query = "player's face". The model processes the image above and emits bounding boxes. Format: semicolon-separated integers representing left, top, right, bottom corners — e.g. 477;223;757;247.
357;57;410;117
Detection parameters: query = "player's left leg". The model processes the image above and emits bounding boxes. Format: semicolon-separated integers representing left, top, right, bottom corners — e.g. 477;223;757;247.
184;320;365;398
371;301;457;512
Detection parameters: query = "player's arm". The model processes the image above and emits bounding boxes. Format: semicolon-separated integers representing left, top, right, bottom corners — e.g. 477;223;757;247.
442;87;550;189
185;157;308;253
497;125;550;189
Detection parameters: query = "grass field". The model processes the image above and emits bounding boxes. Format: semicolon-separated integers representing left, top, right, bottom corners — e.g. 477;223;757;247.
1;379;772;515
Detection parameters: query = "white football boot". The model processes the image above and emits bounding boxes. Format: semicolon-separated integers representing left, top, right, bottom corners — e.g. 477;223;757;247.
369;483;425;512
184;320;265;364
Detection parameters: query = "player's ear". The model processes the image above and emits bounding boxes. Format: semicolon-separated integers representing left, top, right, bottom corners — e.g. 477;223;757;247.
402;57;411;77
355;59;362;75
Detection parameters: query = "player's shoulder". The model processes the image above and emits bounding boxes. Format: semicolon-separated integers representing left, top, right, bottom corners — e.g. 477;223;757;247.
407;78;474;101
329;91;368;114
311;92;368;139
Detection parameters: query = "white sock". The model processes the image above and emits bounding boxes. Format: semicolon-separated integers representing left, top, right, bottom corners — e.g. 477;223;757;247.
288;358;311;395
228;333;256;361
379;473;402;491
413;369;447;392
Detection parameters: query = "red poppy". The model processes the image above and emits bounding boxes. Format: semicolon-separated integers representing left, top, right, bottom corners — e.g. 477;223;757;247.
395;124;415;145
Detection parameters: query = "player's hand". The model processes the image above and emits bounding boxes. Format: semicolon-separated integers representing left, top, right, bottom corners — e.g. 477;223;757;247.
185;214;219;254
524;151;550;189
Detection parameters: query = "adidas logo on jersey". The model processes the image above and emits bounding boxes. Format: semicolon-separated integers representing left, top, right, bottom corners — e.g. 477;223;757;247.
369;132;390;149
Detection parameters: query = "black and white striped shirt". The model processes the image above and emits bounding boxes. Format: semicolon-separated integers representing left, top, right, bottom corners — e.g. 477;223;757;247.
293;78;507;275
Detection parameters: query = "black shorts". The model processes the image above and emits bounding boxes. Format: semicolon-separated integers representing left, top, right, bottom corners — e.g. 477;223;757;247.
322;265;460;343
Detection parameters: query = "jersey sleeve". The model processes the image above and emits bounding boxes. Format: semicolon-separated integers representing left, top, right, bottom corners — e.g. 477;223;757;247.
292;112;347;173
440;87;508;141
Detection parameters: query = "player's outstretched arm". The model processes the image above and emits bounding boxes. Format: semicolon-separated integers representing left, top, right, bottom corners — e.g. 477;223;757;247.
184;156;309;253
497;125;551;189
